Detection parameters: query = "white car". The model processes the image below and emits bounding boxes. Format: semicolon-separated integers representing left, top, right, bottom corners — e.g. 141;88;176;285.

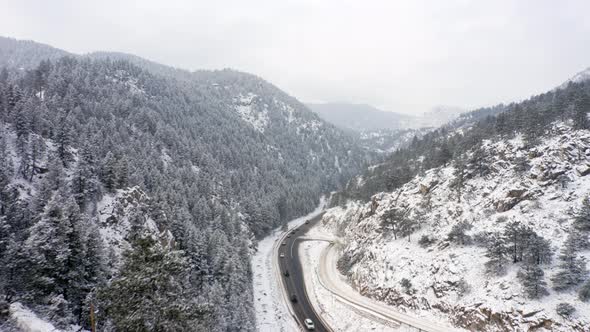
279;253;285;258
304;318;315;330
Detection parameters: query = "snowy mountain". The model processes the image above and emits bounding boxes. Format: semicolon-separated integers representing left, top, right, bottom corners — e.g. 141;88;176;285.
420;105;467;127
358;128;433;154
321;74;590;331
0;37;372;331
323;124;590;331
307;102;420;131
0;37;71;69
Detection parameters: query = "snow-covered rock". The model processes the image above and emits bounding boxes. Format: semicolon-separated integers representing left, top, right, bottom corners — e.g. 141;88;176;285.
97;186;172;268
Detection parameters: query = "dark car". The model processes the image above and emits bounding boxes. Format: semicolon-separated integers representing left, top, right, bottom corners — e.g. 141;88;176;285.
290;294;297;302
305;220;309;224
284;270;290;277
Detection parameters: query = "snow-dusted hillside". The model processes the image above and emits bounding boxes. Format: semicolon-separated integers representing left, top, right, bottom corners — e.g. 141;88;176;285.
359;128;433;154
559;67;590;90
321;123;590;331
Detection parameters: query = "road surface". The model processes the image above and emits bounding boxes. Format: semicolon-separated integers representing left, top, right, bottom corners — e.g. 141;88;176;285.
277;212;330;331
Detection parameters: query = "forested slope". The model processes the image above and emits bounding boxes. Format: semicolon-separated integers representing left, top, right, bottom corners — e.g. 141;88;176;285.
0;37;370;331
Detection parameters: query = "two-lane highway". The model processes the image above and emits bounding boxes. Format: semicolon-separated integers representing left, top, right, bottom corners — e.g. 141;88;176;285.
277;212;330;331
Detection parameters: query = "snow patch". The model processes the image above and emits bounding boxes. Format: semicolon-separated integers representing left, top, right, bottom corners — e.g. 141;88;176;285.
9;302;61;332
234;93;269;133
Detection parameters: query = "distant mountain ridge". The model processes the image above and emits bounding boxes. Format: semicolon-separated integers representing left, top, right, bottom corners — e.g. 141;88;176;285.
307;102;419;131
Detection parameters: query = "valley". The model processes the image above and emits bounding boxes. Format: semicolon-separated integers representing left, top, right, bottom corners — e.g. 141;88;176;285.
2;5;590;330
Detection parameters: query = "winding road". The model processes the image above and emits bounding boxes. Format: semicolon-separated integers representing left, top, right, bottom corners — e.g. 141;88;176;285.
276;213;330;331
275;211;455;332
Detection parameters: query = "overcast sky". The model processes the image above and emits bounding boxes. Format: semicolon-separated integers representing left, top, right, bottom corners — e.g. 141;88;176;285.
2;0;590;114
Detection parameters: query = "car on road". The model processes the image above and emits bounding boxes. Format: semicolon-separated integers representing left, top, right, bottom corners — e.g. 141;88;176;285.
279;253;285;258
304;318;315;330
282;241;286;246
305;220;309;224
287;234;291;238
290;294;297;302
283;270;289;277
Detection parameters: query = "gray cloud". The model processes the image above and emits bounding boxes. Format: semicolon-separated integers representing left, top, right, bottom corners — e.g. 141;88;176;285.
2;0;590;114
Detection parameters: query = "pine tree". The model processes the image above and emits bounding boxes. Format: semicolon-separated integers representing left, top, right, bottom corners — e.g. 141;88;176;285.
436;141;453;166
518;264;549;299
452;155;466;203
23;194;73;304
55;112;71;164
447;220;472;245
504;221;528;263
495;112;508;137
101;152;118;192
61;198;91;323
524;234;553;265
580;279;590;302
573;196;590;232
381;208;413;240
485;233;508;275
116;155;129;188
551;232;588;291
573;92;590;130
72;142;101;208
469;145;489;177
98;235;207;331
0;133;13;217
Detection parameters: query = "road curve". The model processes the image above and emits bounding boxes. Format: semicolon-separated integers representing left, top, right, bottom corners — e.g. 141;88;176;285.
276;212;331;332
318;242;459;332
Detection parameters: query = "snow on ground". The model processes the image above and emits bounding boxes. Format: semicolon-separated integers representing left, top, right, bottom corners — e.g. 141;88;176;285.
300;224;457;332
252;196;327;332
9;302;60;332
299;239;407;331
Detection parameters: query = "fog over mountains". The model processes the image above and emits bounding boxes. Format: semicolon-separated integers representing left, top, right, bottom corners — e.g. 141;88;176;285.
308;102;466;132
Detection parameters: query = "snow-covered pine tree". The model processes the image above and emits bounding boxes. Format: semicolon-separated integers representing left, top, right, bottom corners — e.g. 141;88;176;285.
98;235;207;332
452;154;466;203
100;151;118;193
71;140;101;209
573;92;590;130
579;279;590;302
517;264;549;299
573;196;590;232
551;232;588;291
447;220;472;245
485;233;509;275
21;193;74;323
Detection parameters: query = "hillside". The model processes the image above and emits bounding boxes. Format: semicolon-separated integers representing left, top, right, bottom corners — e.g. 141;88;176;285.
321;70;590;331
0;38;370;331
323;124;590;331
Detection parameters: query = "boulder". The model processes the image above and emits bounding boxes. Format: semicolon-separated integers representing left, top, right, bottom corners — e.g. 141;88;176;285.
495;189;531;212
419;183;430;195
419;179;439;195
576;164;590;176
507;189;526;198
